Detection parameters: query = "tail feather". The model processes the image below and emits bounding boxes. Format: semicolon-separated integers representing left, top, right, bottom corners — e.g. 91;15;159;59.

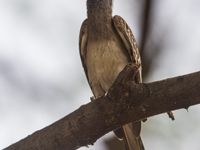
123;122;144;150
124;135;144;150
114;122;144;150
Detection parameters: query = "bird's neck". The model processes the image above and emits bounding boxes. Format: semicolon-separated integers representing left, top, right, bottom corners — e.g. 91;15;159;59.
87;0;113;40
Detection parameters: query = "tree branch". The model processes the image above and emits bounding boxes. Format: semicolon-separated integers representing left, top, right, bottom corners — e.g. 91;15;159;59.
4;65;200;150
140;0;152;55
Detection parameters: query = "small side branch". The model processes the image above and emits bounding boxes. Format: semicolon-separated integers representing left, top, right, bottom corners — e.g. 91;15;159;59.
4;65;200;150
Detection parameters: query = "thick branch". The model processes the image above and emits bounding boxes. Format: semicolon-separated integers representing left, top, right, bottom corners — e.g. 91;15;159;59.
4;65;200;150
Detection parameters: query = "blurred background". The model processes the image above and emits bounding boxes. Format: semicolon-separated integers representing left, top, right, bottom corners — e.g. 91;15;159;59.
1;0;200;149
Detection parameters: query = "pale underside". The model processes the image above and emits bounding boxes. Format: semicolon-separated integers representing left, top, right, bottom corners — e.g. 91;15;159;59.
86;37;130;98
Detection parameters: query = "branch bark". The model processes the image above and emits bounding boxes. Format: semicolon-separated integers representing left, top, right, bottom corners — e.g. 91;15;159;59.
4;65;200;150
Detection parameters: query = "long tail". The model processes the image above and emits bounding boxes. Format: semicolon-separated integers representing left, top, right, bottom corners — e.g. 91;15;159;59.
114;122;144;150
123;122;144;150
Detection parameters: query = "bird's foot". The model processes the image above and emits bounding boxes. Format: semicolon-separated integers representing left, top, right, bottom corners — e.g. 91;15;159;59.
90;96;96;102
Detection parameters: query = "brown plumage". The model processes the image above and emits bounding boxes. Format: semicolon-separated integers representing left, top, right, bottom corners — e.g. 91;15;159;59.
79;0;144;149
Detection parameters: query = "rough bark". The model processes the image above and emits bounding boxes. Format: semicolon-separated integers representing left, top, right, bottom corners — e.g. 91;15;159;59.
4;65;200;150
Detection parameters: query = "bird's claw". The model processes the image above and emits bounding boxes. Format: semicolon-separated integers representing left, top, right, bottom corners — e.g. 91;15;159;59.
90;96;95;102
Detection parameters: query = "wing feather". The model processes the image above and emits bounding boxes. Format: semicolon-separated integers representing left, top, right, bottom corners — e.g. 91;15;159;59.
113;16;144;149
79;19;89;81
113;15;142;82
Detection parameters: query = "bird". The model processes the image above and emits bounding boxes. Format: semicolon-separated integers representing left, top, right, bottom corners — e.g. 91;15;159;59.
79;0;144;149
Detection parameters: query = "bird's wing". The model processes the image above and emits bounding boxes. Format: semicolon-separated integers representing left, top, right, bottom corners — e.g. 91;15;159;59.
113;15;142;83
79;19;89;81
113;15;144;150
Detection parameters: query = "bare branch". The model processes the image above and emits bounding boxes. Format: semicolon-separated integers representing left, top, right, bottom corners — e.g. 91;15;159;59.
140;0;152;55
4;65;200;150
